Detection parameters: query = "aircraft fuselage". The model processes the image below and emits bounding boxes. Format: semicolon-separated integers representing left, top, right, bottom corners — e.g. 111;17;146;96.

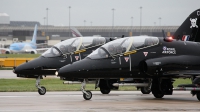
58;38;200;79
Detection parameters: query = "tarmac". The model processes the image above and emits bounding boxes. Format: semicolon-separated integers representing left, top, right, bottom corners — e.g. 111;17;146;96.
0;70;18;79
1;70;200;111
0;91;200;112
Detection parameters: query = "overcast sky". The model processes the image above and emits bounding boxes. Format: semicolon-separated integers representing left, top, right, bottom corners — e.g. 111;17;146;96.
0;0;200;26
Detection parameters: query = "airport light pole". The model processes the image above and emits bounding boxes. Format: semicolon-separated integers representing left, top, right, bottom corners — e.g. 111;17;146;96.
69;6;71;37
91;21;92;26
151;22;156;36
159;17;161;26
46;8;49;37
112;8;115;37
140;7;142;35
84;20;86;26
43;17;46;37
131;17;133;34
43;17;46;26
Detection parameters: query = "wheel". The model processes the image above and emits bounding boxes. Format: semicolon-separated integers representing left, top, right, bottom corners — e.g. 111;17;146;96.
38;86;46;95
100;88;111;94
153;93;164;98
5;51;10;54
83;91;92;100
141;87;151;94
196;92;200;101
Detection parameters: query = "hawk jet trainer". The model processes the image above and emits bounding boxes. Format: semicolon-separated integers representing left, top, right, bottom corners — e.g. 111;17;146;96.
13;36;118;95
57;8;200;101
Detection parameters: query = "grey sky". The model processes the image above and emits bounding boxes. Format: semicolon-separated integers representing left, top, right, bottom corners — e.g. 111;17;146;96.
0;0;200;26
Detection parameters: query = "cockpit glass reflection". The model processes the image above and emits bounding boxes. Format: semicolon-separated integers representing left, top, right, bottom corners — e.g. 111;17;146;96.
88;36;159;59
42;47;61;57
103;37;130;56
88;38;127;59
87;48;109;59
42;38;78;57
82;37;106;48
42;37;107;58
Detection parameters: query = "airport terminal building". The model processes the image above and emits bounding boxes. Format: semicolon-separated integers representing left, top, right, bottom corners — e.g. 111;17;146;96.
0;13;178;47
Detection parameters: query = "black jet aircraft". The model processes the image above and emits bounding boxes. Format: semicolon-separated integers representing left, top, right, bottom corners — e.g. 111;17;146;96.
13;36;119;95
57;8;200;101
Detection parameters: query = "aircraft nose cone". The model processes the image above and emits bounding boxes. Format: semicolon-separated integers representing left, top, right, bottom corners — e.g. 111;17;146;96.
13;63;26;74
13;67;18;74
57;65;71;76
57;59;90;78
55;67;67;76
13;67;16;73
13;57;43;75
57;58;99;79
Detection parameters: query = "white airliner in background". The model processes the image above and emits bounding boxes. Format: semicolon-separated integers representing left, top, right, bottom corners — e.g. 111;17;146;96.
0;24;48;54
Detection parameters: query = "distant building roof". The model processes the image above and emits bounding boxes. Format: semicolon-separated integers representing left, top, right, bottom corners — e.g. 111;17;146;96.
10;21;40;27
0;26;178;33
0;13;9;16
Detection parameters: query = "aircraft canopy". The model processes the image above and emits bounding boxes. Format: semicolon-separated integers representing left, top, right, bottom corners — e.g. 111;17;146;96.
88;36;159;59
42;37;106;57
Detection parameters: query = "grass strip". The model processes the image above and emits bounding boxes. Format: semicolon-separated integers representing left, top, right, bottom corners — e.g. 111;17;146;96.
0;68;13;70
0;78;191;92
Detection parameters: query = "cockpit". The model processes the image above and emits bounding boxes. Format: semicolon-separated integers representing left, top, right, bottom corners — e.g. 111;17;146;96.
88;36;159;59
42;37;106;57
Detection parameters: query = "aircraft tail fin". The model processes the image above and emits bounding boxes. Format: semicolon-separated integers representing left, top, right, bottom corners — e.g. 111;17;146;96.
70;27;83;37
31;24;37;44
173;9;200;42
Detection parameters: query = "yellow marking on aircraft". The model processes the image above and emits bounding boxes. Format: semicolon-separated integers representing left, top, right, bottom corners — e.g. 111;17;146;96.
124;50;137;56
74;49;86;54
120;78;124;81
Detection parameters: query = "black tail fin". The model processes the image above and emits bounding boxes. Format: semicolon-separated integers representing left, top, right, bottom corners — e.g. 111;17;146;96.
173;9;200;42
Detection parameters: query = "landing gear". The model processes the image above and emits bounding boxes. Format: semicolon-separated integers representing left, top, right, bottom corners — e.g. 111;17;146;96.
36;76;46;95
100;88;111;94
141;79;151;94
99;79;111;94
141;87;151;94
196;92;200;101
95;79;110;94
153;93;164;98
151;78;173;99
38;86;46;95
98;79;118;94
83;91;92;100
31;51;35;54
151;78;164;98
81;79;92;100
